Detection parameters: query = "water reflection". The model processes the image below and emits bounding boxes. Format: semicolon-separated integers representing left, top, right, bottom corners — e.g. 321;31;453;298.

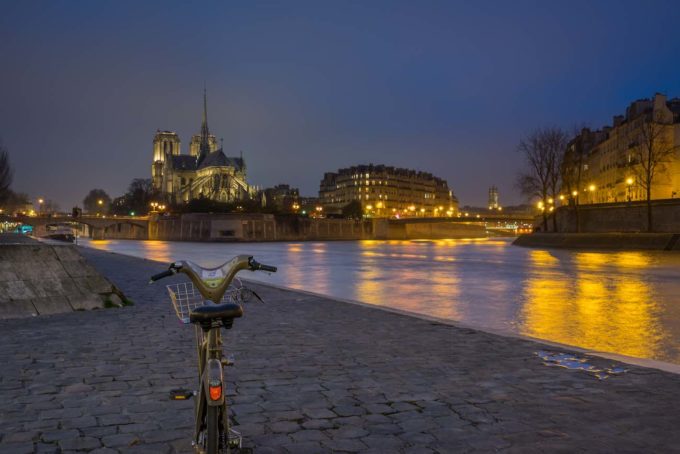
82;238;680;364
520;250;664;360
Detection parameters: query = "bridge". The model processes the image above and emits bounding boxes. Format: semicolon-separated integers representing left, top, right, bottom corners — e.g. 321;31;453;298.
4;214;149;240
388;213;534;224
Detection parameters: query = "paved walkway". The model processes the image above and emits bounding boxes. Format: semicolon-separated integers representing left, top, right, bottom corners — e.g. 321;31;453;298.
2;248;680;453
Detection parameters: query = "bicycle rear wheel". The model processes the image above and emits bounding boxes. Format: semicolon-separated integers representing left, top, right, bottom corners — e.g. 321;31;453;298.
206;405;219;454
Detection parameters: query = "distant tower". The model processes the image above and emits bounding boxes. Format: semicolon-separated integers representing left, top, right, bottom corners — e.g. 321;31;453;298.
488;186;499;210
152;130;181;191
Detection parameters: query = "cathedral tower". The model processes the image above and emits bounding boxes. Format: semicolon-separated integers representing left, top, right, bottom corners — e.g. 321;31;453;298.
152;130;180;190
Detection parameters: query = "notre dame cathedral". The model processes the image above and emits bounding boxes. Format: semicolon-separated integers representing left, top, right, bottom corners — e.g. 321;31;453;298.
151;91;255;204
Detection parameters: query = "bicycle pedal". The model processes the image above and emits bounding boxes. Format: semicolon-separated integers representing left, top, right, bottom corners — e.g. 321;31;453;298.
169;389;194;400
221;355;235;367
227;428;242;448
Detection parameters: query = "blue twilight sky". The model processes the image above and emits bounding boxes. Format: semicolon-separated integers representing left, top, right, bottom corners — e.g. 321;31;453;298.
3;0;680;209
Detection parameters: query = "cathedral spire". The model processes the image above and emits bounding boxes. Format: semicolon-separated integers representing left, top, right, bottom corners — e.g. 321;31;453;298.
198;88;211;161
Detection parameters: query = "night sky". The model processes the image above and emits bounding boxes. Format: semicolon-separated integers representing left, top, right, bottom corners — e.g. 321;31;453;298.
3;1;680;210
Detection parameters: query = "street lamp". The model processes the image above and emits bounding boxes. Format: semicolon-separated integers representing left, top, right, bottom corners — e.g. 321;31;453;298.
626;177;634;202
587;184;596;204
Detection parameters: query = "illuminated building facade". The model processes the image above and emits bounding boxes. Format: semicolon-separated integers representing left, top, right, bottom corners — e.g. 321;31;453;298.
319;164;458;217
151;91;254;204
564;93;680;204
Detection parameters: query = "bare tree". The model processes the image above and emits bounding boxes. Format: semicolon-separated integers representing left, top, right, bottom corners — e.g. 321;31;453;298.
560;126;590;232
545;129;569;231
516;127;566;232
0;143;13;203
628;110;679;232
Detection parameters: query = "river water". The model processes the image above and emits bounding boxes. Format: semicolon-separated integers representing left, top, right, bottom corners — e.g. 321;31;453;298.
81;238;680;365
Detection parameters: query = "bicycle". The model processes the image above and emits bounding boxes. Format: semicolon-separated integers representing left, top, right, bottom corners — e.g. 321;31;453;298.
149;255;277;454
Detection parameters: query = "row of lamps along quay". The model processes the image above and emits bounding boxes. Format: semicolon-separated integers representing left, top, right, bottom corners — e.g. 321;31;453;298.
537;177;636;212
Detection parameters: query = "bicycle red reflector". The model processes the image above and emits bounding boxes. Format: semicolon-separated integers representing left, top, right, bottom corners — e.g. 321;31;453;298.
209;385;222;401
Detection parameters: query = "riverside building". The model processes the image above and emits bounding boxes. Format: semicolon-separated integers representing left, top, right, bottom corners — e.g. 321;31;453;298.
564;93;680;204
319;164;458;217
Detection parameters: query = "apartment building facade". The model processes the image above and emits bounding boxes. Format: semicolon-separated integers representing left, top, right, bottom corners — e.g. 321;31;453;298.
319;164;458;217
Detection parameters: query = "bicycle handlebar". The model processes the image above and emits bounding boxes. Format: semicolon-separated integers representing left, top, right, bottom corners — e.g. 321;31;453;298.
148;256;277;302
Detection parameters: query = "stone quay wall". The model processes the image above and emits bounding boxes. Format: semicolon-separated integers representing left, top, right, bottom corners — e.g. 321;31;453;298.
374;220;486;240
0;241;121;319
514;232;680;250
148;213;373;242
552;198;680;233
76;222;147;241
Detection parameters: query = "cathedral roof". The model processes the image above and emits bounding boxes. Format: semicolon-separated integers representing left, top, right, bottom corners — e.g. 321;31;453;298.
170;155;198;170
198;149;245;171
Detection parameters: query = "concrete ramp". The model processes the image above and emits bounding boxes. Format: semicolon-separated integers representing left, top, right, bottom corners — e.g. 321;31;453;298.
0;242;121;319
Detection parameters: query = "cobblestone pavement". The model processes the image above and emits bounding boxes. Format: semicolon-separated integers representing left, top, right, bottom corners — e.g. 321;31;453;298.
2;248;680;453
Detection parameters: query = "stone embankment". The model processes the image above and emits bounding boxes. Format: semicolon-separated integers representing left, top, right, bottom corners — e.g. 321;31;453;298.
0;235;124;319
2;247;680;453
513;232;680;250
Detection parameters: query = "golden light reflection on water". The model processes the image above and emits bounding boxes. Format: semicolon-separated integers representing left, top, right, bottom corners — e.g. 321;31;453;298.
520;250;663;359
139;240;174;263
355;242;462;320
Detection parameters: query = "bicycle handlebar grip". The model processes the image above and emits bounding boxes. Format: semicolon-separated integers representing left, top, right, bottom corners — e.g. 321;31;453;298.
259;264;277;273
249;258;277;273
149;269;174;283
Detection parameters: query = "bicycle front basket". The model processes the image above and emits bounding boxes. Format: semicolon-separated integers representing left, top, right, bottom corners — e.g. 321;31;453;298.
166;282;240;324
166;282;206;324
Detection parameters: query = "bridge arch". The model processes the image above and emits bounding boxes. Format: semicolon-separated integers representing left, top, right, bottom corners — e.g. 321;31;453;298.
11;215;149;240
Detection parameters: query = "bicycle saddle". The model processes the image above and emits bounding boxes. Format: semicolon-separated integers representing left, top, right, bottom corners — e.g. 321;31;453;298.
190;302;243;325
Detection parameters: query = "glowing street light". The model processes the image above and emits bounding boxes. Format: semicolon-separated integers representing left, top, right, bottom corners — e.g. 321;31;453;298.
626;177;634;202
588;184;596;192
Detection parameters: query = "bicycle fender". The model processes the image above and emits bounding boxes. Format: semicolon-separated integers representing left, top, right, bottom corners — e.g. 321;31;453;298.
204;358;224;407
